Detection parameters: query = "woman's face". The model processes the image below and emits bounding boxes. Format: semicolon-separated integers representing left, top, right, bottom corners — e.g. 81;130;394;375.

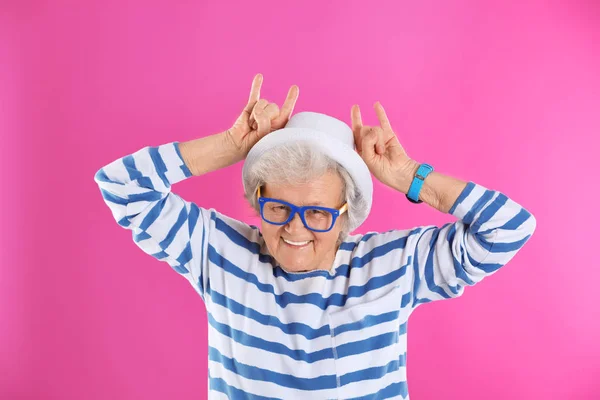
260;171;346;273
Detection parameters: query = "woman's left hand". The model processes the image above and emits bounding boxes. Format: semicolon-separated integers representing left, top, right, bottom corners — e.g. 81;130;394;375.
351;101;417;191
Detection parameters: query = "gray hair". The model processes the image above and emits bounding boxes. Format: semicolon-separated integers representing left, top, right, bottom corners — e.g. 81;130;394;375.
243;141;369;245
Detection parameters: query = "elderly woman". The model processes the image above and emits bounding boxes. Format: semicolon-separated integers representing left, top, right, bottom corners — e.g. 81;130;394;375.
95;73;536;399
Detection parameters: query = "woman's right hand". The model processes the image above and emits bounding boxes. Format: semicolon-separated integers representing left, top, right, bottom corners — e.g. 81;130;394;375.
226;73;299;158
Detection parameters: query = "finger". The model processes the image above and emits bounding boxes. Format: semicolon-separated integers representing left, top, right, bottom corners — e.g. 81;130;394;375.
250;99;269;129
252;101;278;131
254;108;271;138
244;73;263;113
361;128;378;162
351;104;363;132
374;101;392;131
273;85;299;128
264;102;280;121
375;128;386;155
351;105;363;152
253;102;278;131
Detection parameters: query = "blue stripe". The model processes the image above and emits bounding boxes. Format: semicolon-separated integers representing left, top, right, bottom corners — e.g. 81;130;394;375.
338;232;379;252
100;188;128;205
209;376;280;400
148;146;170;189
477;235;531;253
208;245;410;310
333;310;399;337
472;193;508;231
196;204;207;296
133;230;151;242
171;263;190;274
150;249;168;259
425;226;461;297
208;346;338;391
94;168;124;185
208;314;334;363
448;182;475;214
127;190;163;203
117;216;131;227
335;332;399;359
160;205;189;250
339;358;401;386
467;252;505;273
175;242;193;270
411;226;434;307
139;196;167;231
413;297;433;307
123;154;156;191
348;380;408;399
469;193;522;252
400;292;411;308
122;155;141;180
399;321;407;335
173;142;194;178
463;189;495;225
210;289;331;339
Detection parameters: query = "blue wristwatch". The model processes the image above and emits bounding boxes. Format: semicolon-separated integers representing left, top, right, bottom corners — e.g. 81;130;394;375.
406;163;434;204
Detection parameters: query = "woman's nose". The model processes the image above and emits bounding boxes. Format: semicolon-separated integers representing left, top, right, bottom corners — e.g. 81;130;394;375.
285;212;306;232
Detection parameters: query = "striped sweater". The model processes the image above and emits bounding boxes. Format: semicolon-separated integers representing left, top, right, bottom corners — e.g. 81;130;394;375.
94;142;536;399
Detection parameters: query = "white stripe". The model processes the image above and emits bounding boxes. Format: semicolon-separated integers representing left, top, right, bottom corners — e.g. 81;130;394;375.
158;143;189;183
207;359;338;399
208;315;337;380
206;299;334;352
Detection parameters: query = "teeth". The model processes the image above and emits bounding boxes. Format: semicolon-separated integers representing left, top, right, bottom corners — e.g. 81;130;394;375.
283;238;311;246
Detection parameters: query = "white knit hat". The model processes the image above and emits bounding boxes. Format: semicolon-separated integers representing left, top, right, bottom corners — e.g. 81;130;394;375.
242;111;373;232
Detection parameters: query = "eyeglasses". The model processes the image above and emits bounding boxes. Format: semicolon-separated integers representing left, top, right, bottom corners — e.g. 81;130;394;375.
257;186;348;233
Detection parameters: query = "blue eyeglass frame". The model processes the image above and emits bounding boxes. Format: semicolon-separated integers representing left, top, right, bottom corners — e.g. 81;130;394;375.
257;186;348;233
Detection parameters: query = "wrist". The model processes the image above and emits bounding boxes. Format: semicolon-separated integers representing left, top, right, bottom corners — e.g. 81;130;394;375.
178;131;244;177
221;129;246;164
392;159;421;194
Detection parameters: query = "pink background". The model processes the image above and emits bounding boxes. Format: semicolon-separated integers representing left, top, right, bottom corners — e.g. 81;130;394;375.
1;1;599;399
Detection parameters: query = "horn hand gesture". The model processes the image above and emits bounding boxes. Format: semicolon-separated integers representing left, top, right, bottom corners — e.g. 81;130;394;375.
351;101;417;190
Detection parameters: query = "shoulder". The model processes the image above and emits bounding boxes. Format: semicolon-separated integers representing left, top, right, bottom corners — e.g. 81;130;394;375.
202;207;264;251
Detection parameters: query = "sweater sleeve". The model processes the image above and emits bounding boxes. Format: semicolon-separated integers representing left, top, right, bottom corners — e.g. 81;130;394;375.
93;141;211;301
406;181;537;310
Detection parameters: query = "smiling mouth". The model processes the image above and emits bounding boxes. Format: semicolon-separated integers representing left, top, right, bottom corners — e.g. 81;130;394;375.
282;238;313;248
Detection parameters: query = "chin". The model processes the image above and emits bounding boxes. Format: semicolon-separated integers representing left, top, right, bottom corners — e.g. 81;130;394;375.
282;261;313;273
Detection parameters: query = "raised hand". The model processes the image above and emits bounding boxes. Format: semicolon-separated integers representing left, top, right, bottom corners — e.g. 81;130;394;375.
227;73;299;157
351;102;415;188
